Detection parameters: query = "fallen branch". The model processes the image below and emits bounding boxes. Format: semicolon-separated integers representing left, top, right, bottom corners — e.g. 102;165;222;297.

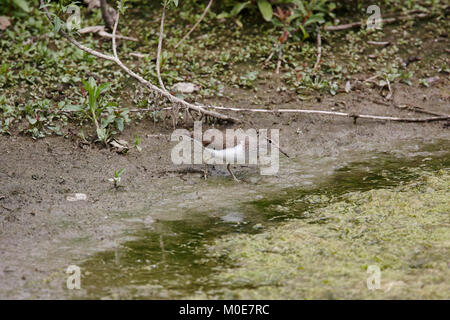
129;107;172;113
40;0;240;123
313;29;322;70
98;30;137;41
262;51;274;68
204;105;450;123
79;25;138;41
156;1;167;91
325;12;431;31
175;0;213;49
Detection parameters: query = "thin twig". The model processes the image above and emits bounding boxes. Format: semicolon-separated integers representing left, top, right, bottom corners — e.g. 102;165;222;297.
356;93;448;118
263;51;274;68
367;41;390;46
156;1;167;91
111;7;120;60
175;0;213;49
98;30;138;42
385;77;392;100
325;12;431;31
275;49;282;75
393;104;447;117
79;25;138;41
204;105;450;123
313;28;322;70
129;107;172;113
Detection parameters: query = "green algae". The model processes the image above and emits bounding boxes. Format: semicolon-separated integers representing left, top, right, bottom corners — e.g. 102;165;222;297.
194;169;450;299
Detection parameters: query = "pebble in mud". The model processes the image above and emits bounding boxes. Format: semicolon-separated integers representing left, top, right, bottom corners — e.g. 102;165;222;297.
66;193;87;202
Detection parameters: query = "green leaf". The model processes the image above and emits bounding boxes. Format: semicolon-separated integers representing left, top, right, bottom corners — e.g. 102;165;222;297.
62;104;84;112
82;78;95;100
98;82;111;94
299;25;309;40
101;115;115;128
53;16;62;33
217;12;230;19
293;0;307;15
26;115;37;125
116;118;124;132
96;128;108;142
304;14;325;27
257;0;273;22
88;77;97;91
286;12;302;24
230;1;250;16
216;12;229;19
13;0;30;12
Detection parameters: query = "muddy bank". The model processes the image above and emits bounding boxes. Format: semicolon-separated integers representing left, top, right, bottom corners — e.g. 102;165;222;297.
0;84;449;299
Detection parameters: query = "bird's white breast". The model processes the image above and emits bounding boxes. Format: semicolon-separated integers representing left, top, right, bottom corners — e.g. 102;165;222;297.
204;142;245;164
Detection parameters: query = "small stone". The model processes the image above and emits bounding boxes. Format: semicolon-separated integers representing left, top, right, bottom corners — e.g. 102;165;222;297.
66;193;87;202
171;82;200;94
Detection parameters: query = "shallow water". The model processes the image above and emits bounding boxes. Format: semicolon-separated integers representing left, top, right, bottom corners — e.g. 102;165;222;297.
75;143;449;299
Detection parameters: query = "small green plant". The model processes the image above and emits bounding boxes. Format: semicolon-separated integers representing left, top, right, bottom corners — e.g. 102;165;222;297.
109;168;125;188
64;77;130;146
419;78;430;88
134;134;142;152
239;71;259;87
83;77;113;145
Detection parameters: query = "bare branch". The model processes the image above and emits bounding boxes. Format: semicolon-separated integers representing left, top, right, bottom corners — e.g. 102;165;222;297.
313;29;322;70
204;105;450;123
175;0;214;49
98;30;138;41
111;7;120;60
79;25;138;41
275;49;282;75
325;12;432;31
156;1;167;91
41;2;115;62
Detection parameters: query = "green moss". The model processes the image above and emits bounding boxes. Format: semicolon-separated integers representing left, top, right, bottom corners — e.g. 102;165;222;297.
194;169;450;299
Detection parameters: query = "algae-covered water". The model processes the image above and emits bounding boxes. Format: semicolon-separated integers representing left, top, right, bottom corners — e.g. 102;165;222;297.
76;147;449;299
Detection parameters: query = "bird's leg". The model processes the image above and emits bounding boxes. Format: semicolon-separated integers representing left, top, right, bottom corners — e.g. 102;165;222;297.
227;164;241;183
203;164;209;180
